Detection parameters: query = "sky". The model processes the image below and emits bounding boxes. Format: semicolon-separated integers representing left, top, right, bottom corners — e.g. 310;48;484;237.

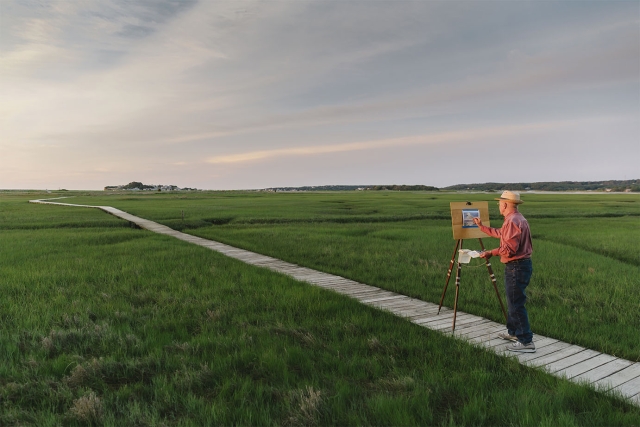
1;0;638;190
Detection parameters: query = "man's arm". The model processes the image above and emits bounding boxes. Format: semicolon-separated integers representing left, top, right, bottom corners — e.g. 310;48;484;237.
472;217;500;258
473;217;502;239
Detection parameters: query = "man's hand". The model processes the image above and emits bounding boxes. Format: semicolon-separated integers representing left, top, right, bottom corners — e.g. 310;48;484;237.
473;217;483;227
479;250;492;259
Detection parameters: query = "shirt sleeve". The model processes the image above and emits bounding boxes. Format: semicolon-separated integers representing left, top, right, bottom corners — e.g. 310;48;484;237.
479;224;502;239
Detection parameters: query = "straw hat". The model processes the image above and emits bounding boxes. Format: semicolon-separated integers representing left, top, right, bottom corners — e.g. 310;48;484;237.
494;190;523;204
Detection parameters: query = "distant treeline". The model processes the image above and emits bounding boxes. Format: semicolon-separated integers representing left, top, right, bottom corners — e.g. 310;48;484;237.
262;180;640;192
123;181;155;190
103;180;640;193
368;185;439;191
263;185;439;192
443;180;640;192
264;185;368;192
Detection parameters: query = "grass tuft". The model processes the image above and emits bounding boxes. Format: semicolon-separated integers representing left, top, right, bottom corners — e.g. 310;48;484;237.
68;391;103;423
287;386;323;426
64;359;102;389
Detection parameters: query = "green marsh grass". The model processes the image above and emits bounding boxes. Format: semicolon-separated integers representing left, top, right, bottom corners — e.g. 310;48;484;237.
182;220;640;361
55;191;640;358
64;191;640;361
1;192;639;425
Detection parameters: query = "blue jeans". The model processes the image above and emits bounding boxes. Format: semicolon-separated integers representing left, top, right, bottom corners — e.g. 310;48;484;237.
504;258;533;344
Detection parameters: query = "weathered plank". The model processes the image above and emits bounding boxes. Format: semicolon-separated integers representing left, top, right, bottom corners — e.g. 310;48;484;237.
394;308;439;318
335;287;382;295
374;301;422;312
410;312;448;324
431;320;486;333
353;291;396;300
466;333;506;347
405;306;441;318
525;345;586;368
592;363;640;391
374;299;425;309
543;349;600;374
454;323;504;339
412;312;455;325
612;375;640;399
360;295;406;304
493;337;558;356
572;358;634;385
345;289;390;297
511;341;572;363
430;316;486;331
478;336;514;349
419;313;477;330
306;278;352;286
556;353;618;380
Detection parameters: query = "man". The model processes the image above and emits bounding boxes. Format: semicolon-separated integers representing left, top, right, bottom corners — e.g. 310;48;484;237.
473;190;535;353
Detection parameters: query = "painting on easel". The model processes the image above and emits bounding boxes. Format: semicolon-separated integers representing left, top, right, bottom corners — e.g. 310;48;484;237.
450;201;490;239
462;209;480;228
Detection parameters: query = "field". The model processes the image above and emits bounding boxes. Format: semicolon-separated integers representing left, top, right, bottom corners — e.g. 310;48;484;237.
1;191;639;425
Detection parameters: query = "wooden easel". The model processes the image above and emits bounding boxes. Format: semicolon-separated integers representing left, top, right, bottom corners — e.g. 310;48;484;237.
437;238;507;331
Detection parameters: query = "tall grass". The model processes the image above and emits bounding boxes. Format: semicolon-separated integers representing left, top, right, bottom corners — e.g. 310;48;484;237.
54;191;640;361
1;192;638;425
68;190;640;224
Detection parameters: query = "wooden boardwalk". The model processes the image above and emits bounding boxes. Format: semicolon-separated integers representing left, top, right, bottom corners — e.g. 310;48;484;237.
30;198;640;407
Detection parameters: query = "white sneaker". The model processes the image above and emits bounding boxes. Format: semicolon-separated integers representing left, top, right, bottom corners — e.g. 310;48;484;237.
507;341;536;353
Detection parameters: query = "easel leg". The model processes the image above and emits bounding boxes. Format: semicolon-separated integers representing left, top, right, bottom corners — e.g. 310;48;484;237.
478;239;507;321
438;239;460;315
452;259;462;331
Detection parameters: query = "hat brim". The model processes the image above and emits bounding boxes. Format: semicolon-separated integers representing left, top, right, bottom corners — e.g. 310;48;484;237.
494;197;523;204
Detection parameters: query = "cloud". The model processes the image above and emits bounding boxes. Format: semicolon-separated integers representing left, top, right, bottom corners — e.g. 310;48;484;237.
156;28;639;148
206;118;604;165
